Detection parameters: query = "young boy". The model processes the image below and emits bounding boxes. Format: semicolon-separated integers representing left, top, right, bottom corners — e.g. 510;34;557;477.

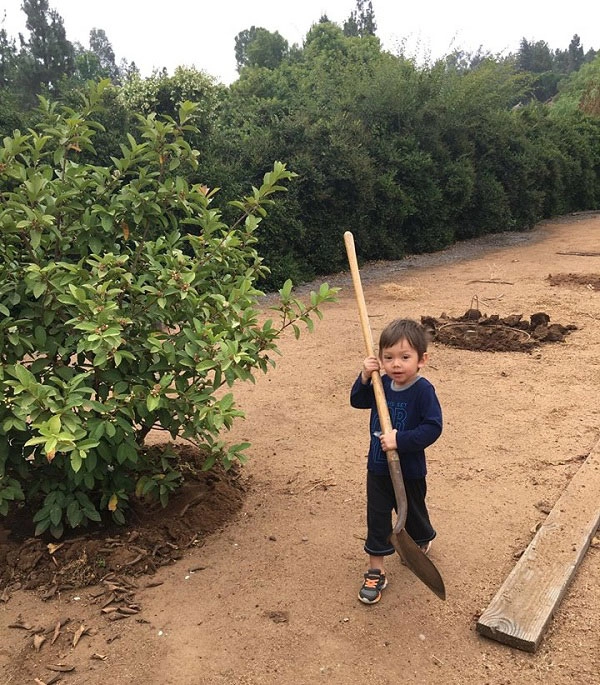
350;318;442;604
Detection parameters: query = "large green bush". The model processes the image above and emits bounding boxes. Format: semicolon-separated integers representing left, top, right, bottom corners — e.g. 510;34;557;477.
0;82;336;537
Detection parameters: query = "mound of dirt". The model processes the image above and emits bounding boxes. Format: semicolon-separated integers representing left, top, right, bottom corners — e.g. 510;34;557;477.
548;272;600;290
422;309;577;352
0;444;247;601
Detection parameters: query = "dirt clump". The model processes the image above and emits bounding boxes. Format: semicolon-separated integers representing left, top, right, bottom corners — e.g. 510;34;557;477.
548;272;600;290
422;309;577;352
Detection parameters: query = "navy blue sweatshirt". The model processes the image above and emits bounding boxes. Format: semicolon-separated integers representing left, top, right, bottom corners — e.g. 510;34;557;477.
350;374;442;478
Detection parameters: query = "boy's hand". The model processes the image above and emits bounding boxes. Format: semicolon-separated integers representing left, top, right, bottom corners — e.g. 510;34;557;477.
361;355;380;384
379;429;398;452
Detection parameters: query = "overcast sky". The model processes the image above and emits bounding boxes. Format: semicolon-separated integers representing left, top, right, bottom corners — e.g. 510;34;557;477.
2;1;599;84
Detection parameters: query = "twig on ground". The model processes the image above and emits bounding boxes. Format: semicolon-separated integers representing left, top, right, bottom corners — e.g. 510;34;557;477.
466;279;514;285
303;478;337;493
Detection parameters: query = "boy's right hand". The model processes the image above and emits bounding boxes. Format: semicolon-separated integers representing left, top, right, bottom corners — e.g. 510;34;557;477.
361;355;380;384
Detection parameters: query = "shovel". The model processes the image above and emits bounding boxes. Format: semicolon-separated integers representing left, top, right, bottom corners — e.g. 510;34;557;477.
344;231;446;601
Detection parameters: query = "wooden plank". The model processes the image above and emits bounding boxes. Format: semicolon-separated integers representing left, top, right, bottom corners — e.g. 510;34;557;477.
476;438;600;652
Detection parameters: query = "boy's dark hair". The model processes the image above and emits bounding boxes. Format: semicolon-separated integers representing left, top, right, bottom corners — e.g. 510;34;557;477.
378;318;428;359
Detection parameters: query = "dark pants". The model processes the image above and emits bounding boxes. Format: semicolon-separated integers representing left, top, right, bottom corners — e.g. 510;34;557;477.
364;471;436;557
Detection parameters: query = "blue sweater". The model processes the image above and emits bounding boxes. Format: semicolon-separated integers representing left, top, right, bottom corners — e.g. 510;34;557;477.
350;374;442;478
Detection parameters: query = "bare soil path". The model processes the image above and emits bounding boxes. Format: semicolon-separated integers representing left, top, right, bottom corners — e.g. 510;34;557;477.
2;212;600;684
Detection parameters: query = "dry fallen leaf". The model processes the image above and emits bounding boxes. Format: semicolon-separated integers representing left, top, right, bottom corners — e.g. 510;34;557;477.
50;621;61;645
37;675;61;685
117;606;139;615
33;634;46;652
46;663;75;672
72;624;88;647
107;612;129;621
8;618;32;630
265;610;289;623
101;606;120;614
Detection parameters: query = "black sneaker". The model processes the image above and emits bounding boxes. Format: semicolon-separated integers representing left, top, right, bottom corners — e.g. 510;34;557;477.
358;568;388;604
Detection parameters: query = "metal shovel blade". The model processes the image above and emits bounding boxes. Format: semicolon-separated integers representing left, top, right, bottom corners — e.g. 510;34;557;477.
390;529;446;600
387;452;446;600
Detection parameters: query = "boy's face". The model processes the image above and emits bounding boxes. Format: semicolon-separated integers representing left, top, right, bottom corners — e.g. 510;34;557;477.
379;338;427;386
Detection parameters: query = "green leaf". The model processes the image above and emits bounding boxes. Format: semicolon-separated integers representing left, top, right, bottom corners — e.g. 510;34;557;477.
24;436;47;447
30;229;42;250
34;518;51;536
68;284;87;302
279;279;293;299
112;508;126;525
146;394;160;412
48;415;61;433
116;442;130;464
83;507;101;522
85;451;97;472
34;326;47;346
12;364;36;386
32;282;46;299
50;523;64;539
70;451;83;473
66;501;83;528
201;453;217;471
49;504;62;527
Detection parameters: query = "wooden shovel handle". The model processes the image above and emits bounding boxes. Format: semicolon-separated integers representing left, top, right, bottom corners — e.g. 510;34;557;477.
344;231;408;528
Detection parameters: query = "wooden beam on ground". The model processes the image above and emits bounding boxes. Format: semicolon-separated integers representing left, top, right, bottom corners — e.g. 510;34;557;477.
476;437;600;652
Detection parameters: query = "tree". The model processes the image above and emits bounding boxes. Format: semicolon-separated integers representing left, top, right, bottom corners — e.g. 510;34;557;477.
554;34;585;76
0;24;17;87
88;28;119;81
516;38;558;101
444;47;491;73
117;66;223;146
566;34;585;73
234;26;289;72
0;82;337;536
343;0;377;37
234;27;257;70
517;38;553;73
0;18;27;132
17;0;75;96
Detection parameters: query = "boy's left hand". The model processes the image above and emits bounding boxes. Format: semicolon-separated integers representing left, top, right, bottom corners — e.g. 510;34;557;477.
379;429;397;452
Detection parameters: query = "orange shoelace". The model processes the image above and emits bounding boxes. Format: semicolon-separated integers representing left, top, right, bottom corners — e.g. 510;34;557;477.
363;576;381;589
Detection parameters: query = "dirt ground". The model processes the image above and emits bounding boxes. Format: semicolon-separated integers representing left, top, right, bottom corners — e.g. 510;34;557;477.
2;211;600;685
